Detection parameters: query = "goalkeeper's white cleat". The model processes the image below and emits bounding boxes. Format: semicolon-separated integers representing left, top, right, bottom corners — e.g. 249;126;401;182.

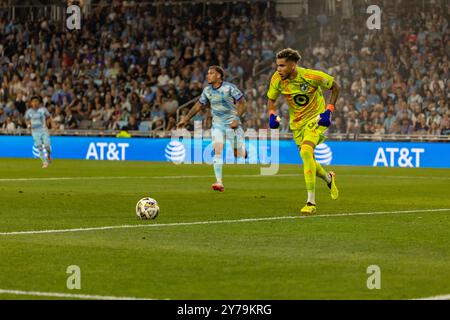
328;171;339;200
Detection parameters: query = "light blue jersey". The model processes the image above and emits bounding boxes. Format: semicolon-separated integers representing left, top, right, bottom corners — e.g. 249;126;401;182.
199;81;245;156
25;107;52;162
199;81;244;128
25;107;50;130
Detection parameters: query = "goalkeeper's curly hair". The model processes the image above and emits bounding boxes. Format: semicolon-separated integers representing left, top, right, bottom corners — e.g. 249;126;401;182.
276;48;302;63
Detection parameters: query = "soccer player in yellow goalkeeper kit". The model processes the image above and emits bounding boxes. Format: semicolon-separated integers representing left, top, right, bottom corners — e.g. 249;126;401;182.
267;48;340;214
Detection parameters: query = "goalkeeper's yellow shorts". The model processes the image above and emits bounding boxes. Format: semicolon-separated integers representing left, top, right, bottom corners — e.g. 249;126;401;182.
293;119;327;147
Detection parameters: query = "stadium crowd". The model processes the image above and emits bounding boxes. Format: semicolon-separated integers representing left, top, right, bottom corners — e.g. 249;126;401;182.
0;1;448;136
316;4;450;136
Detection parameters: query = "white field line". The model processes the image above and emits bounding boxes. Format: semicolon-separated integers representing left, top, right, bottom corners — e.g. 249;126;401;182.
0;289;156;300
0;173;450;182
2;174;290;182
0;288;448;301
412;294;450;300
0;175;207;182
0;208;449;236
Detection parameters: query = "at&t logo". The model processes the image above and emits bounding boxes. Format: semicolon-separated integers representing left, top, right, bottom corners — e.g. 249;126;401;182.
314;143;333;165
165;141;186;164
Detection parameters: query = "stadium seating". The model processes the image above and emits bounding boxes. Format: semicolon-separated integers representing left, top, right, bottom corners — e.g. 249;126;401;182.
0;1;447;136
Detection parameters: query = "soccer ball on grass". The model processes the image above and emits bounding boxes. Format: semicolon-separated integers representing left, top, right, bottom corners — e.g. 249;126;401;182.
136;197;160;220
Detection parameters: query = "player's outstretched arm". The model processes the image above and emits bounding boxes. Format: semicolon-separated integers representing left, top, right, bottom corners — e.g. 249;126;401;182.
177;101;202;128
231;98;247;129
329;81;340;107
318;81;340;127
268;98;281;129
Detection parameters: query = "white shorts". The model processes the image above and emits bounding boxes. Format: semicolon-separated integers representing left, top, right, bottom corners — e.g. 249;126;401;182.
32;129;51;149
211;125;245;150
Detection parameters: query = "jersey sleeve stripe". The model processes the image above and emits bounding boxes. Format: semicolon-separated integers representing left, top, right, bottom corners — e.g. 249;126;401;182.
304;74;324;81
270;72;281;84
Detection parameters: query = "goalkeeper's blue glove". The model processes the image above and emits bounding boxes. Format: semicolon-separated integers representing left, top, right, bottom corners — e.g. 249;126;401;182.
318;104;335;127
269;113;281;129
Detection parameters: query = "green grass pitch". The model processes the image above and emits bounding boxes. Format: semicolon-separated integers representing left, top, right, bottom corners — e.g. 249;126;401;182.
0;158;449;300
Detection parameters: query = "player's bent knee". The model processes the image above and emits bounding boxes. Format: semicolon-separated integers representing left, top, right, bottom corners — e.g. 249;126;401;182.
213;144;224;156
234;148;243;157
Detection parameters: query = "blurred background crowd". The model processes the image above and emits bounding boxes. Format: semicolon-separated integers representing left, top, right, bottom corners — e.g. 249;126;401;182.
0;0;448;136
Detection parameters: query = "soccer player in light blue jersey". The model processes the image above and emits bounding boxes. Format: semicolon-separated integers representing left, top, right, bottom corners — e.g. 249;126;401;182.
177;66;247;192
25;96;52;168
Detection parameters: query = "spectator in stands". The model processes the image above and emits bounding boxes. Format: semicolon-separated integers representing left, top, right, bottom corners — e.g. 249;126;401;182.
2;116;15;133
139;103;151;121
329;116;346;134
429;122;441;135
414;113;429;134
51;106;64;132
90;101;105;124
400;118;414;135
429;105;443;125
123;115;139;131
367;87;381;106
440;112;450;135
64;108;78;129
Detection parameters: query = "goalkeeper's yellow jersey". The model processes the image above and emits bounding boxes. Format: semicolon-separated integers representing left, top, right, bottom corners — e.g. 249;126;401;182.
267;66;334;131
